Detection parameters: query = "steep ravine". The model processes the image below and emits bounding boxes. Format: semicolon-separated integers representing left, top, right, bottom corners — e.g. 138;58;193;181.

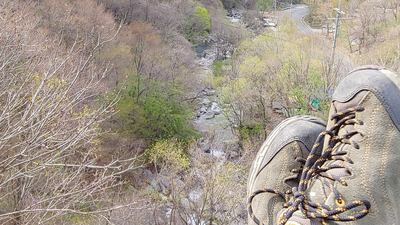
193;37;240;162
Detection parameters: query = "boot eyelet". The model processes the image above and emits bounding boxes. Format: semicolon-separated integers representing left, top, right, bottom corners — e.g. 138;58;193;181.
335;198;345;207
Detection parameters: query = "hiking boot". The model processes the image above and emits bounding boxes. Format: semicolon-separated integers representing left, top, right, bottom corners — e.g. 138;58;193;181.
247;115;326;225
281;65;400;225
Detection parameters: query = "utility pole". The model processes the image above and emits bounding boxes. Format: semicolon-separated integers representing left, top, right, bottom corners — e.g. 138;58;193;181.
327;0;345;91
290;0;293;15
331;0;344;61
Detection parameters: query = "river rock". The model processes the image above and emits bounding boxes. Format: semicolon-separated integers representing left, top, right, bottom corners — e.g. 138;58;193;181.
143;169;157;183
206;35;218;44
222;140;241;160
227;150;240;159
158;175;185;195
189;190;202;201
195;112;201;119
199;129;214;139
213;109;221;115
201;98;211;107
185;92;198;99
197;137;211;153
204;110;215;119
222;140;240;152
145;181;161;193
158;175;170;194
205;88;216;96
211;102;222;115
142;169;163;193
161;195;169;203
199;106;207;114
198;90;207;97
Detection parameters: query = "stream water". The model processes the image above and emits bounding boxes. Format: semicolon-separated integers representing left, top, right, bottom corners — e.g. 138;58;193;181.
193;39;239;161
152;13;246;224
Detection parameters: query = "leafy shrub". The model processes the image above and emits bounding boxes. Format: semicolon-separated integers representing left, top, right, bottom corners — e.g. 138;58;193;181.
185;6;210;44
238;121;264;141
116;79;199;145
211;59;231;77
145;138;190;171
136;94;198;143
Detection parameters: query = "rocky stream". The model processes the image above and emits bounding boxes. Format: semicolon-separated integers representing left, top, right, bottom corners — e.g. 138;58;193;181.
136;11;247;224
193;36;241;162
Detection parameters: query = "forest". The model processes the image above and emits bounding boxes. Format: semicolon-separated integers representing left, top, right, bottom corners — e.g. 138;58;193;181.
0;0;400;224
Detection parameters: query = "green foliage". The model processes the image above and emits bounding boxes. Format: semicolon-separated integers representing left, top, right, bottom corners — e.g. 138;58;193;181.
303;2;319;25
289;87;308;115
137;93;198;142
238;121;264;141
186;6;211;44
195;6;211;30
223;16;335;139
116;78;198;145
145;138;191;171
211;59;231;77
106;20;199;146
206;72;226;88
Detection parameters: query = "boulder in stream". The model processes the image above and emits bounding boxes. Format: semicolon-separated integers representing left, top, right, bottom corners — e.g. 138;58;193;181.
204;110;215;119
197;137;211;153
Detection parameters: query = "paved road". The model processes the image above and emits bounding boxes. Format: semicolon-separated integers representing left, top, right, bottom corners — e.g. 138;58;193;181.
286;5;312;33
283;5;356;79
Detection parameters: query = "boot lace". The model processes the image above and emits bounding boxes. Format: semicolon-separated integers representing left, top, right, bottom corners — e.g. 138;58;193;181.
248;106;372;225
278;106;371;224
247;155;308;224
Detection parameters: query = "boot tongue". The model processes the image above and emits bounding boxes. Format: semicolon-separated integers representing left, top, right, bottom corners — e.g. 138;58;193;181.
333;91;366;148
327;123;351;177
317;93;368;196
285;142;317;188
